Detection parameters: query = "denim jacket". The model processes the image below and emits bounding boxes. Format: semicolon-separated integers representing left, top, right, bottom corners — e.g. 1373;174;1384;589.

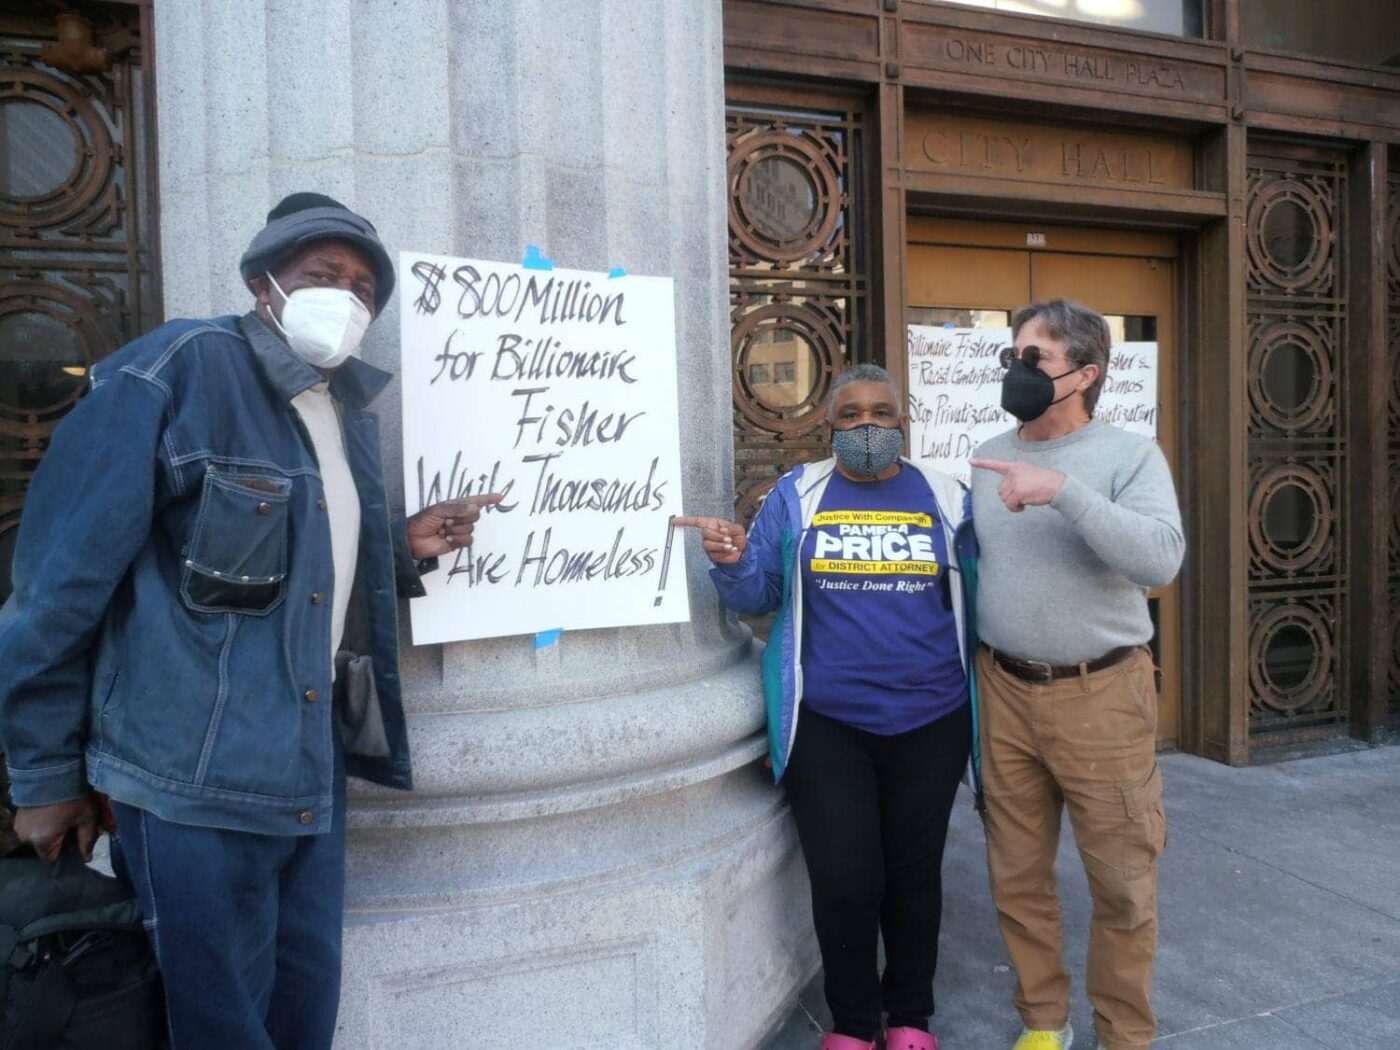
0;313;422;835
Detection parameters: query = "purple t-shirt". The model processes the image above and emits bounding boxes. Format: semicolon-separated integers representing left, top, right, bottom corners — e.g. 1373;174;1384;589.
799;465;967;735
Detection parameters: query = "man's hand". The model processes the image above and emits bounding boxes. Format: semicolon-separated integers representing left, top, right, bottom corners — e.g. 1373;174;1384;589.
674;516;746;566
14;795;100;863
406;494;505;558
971;458;1066;513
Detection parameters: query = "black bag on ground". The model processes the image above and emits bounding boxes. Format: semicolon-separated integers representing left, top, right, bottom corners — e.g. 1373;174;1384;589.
0;843;164;1050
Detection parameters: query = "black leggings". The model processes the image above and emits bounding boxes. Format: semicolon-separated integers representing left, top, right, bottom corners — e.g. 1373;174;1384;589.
783;703;971;1040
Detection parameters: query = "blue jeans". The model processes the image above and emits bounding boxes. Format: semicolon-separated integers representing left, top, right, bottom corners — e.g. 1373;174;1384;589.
110;756;346;1050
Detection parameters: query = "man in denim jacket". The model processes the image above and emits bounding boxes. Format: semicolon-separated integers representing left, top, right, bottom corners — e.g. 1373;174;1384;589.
0;192;496;1049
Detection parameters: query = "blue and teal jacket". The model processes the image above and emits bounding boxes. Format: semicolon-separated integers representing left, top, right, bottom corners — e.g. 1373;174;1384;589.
709;457;983;808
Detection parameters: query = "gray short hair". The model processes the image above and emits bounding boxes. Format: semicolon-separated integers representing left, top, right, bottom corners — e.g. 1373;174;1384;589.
827;363;898;414
1011;299;1111;415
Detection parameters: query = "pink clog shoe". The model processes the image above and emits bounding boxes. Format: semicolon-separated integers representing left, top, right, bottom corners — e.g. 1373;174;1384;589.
885;1028;939;1050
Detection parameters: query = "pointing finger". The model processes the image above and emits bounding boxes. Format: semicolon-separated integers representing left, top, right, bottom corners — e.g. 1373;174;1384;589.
445;507;481;526
420;495;504;523
446;493;505;512
970;458;1014;475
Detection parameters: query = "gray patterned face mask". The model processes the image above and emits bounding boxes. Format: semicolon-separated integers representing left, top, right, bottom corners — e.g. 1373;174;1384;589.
831;423;903;477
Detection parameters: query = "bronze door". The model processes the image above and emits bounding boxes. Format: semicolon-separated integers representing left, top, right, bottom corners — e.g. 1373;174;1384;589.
906;218;1182;749
725;88;870;524
0;7;159;606
1243;145;1350;746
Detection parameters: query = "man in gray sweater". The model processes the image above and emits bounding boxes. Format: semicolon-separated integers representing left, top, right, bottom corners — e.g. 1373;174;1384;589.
969;299;1184;1050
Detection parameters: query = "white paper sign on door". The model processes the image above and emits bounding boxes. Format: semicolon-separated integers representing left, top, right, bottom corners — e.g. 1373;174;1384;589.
399;252;690;644
906;325;1158;486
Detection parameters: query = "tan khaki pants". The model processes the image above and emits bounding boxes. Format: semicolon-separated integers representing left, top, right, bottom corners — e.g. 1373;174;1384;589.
978;646;1166;1050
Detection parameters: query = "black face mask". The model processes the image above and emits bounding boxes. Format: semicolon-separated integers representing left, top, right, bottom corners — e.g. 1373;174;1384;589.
1000;357;1084;423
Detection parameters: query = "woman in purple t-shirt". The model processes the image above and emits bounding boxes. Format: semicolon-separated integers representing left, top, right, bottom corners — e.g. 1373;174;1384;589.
677;364;976;1050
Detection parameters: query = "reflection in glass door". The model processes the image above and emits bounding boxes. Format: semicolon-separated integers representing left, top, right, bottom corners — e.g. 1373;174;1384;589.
906;307;1010;329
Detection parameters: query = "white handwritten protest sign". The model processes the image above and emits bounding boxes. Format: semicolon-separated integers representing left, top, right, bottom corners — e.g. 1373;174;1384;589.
906;325;1158;486
400;252;689;644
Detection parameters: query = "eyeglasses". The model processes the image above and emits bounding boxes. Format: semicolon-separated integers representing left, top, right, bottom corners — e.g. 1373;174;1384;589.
999;345;1048;370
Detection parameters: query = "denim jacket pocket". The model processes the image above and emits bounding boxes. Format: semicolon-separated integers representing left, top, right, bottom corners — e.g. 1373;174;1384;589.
334;651;391;759
180;468;291;615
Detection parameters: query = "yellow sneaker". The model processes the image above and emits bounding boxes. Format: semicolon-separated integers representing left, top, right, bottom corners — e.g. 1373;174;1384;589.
1010;1025;1073;1050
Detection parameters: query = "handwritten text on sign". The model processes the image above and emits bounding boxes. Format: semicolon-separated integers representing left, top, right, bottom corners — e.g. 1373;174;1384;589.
400;252;690;643
906;325;1158;486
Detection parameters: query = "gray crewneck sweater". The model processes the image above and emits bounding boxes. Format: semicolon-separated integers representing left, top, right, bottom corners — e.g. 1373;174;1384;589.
971;420;1184;665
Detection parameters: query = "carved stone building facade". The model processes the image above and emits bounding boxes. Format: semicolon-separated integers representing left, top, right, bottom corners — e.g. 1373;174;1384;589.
721;0;1400;765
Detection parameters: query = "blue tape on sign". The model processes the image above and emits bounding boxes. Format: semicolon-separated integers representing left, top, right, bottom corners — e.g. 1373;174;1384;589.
943;322;956;329
533;628;562;649
522;245;554;271
608;266;626;278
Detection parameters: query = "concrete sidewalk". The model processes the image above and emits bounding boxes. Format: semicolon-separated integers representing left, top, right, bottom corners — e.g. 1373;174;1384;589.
761;746;1400;1049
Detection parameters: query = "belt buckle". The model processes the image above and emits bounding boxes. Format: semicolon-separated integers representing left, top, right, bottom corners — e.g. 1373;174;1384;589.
1025;659;1055;684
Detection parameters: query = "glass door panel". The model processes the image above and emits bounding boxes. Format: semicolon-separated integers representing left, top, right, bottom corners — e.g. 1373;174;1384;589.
906;307;1010;329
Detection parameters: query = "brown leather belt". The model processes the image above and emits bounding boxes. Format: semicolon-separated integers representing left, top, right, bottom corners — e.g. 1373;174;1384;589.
983;643;1139;684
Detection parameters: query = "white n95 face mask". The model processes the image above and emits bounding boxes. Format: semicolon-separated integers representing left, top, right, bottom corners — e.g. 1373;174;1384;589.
265;272;372;369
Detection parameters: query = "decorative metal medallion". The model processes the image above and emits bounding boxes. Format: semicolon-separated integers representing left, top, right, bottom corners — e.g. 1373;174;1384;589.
1248;599;1334;715
0;279;107;424
1247;318;1334;434
1247;462;1334;577
1245;171;1337;295
0;65;117;234
731;302;839;435
729;129;842;264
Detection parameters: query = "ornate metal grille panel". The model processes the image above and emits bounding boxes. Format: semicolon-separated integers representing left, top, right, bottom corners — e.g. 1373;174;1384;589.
1388;174;1400;714
0;13;159;605
726;99;867;523
1245;147;1349;739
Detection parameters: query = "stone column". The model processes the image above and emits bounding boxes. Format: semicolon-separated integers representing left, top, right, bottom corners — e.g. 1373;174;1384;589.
153;1;816;1046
